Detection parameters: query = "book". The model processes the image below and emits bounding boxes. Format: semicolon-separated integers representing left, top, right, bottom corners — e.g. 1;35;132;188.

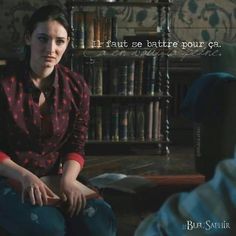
84;12;95;49
99;16;106;47
83;57;95;94
93;59;103;95
134;59;144;95
127;60;135;96
119;105;128;141
111;16;118;42
73;11;85;49
153;101;160;141
89;173;156;194
136;104;145;141
105;17;112;43
93;16;101;48
111;103;119;141
144;56;156;95
127;104;135;140
6;176;98;206
145;101;154;141
103;106;111;140
40;176;98;202
110;61;119;94
118;61;128;95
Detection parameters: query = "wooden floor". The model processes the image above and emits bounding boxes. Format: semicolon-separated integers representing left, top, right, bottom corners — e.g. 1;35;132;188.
81;146;197;178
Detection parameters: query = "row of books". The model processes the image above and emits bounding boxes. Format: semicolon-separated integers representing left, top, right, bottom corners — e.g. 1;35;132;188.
72;11;117;49
88;101;162;141
74;56;159;95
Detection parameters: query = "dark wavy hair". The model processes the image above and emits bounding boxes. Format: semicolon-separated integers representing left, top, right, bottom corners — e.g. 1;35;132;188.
24;5;71;61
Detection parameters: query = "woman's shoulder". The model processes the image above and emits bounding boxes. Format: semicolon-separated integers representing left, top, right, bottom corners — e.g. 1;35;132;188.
57;64;89;90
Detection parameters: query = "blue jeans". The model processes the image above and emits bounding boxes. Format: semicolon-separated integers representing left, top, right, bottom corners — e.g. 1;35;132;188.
0;178;117;236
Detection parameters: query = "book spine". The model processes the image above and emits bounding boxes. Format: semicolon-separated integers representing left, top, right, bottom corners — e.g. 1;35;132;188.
85;12;95;49
84;58;95;94
127;104;135;140
145;101;153;141
144;56;156;95
118;62;128;95
134;59;144;95
127;60;135;96
136;104;145;141
110;60;119;94
150;56;157;95
99;16;105;47
119;105;128;141
111;16;118;42
93;16;101;48
94;59;103;95
102;16;108;44
106;17;112;42
73;12;85;49
153;101;160;141
103;106;111;141
111;104;119;141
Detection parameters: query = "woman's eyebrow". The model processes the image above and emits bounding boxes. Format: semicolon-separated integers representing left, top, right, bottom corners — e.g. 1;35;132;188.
36;33;66;39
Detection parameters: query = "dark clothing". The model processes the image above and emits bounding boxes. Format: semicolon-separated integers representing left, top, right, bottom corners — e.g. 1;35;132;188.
0;61;90;176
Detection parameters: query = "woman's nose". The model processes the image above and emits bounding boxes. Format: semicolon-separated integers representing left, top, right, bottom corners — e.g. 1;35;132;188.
46;40;56;54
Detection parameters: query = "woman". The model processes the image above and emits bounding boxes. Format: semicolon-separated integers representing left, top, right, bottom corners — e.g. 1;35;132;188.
0;5;116;236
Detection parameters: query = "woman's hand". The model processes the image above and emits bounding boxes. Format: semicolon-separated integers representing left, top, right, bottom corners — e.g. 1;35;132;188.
21;173;56;206
60;178;86;217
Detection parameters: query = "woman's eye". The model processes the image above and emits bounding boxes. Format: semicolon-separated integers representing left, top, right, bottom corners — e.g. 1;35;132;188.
38;36;48;43
56;39;65;45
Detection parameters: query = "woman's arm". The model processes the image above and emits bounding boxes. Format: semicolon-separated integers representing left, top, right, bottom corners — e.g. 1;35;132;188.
0;158;55;206
60;74;90;169
61;159;81;182
60;160;86;217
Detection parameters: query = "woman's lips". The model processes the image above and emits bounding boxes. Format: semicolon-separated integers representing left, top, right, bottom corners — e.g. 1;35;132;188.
44;56;56;61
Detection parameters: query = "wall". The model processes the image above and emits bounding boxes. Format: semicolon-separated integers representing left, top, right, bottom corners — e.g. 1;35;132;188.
0;0;235;58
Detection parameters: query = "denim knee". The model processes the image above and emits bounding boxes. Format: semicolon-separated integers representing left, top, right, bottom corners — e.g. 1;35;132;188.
84;199;117;236
66;199;117;236
27;207;66;236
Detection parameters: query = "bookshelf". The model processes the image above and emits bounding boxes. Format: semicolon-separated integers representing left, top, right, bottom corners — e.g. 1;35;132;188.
65;0;172;155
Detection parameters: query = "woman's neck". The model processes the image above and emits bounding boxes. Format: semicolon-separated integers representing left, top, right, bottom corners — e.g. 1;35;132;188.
30;68;54;90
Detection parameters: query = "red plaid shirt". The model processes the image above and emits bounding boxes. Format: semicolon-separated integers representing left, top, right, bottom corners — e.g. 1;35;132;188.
0;61;90;176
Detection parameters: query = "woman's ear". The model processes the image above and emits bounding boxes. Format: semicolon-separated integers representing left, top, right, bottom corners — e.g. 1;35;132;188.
24;32;31;45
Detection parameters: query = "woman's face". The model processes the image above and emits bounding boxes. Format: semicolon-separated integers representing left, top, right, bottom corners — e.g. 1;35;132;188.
25;20;70;77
